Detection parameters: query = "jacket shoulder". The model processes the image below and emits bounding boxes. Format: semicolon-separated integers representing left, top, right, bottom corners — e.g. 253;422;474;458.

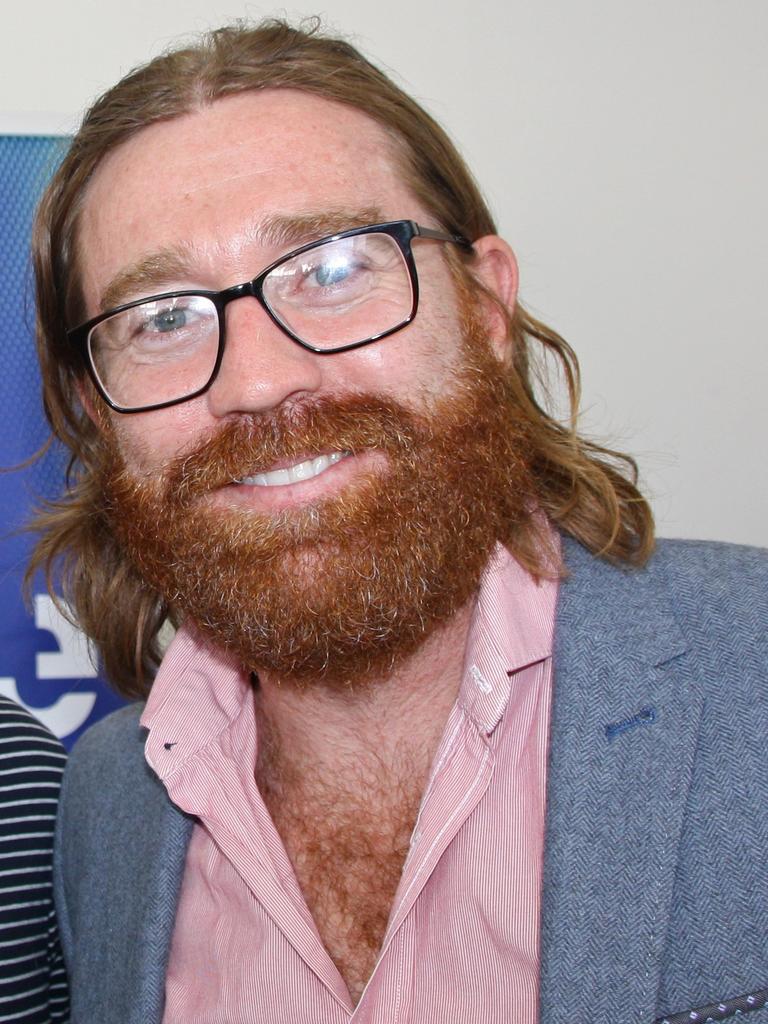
59;701;165;846
651;536;768;592
561;535;767;654
649;538;767;661
66;700;145;767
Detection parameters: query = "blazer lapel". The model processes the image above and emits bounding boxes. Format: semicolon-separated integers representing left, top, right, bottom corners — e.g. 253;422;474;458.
539;540;702;1024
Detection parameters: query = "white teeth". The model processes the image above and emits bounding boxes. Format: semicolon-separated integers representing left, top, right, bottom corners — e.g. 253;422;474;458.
237;451;347;487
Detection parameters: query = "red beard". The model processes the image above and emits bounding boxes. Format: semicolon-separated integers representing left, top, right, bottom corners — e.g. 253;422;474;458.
102;337;536;690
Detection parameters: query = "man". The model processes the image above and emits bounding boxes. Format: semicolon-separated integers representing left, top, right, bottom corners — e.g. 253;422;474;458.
31;19;766;1024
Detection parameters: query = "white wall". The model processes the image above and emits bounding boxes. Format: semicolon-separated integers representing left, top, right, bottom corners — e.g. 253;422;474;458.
2;0;766;547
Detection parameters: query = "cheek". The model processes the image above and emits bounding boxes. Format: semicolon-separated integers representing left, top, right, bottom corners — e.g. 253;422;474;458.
110;401;210;474
335;307;466;402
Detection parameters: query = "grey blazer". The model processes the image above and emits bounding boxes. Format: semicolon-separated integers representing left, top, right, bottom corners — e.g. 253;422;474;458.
55;538;768;1024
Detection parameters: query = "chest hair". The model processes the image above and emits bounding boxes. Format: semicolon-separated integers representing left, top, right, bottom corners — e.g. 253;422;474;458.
257;742;426;1005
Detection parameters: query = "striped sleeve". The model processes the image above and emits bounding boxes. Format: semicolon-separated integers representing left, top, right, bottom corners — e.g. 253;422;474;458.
0;697;69;1023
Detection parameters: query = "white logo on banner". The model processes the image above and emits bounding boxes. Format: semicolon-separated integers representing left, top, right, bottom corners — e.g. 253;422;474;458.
0;594;98;740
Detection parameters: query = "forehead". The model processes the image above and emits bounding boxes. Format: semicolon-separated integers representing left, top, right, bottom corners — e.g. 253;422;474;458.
77;90;417;309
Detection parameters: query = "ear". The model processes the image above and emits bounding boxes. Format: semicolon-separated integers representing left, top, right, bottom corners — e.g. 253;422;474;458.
76;376;108;432
467;235;518;364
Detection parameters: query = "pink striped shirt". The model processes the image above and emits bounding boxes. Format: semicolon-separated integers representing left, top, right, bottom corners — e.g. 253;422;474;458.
142;543;557;1023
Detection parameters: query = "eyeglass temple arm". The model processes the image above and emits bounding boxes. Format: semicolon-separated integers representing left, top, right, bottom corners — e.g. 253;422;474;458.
414;223;474;251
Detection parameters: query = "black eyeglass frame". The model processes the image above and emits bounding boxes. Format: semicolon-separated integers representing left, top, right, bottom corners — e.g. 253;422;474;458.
68;219;473;414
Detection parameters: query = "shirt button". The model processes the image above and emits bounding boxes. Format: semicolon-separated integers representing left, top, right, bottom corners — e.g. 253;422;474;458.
470;665;492;694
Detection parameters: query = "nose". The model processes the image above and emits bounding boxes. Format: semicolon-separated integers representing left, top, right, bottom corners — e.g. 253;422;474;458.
205;298;325;418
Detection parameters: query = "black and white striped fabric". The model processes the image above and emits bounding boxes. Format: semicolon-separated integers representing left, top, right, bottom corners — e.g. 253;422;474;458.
0;696;68;1022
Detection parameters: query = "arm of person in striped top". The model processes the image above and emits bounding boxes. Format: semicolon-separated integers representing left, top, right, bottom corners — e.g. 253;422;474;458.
0;695;69;1023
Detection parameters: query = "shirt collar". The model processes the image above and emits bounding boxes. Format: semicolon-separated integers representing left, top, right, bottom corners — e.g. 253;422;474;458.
141;626;250;781
457;541;558;736
141;540;559;770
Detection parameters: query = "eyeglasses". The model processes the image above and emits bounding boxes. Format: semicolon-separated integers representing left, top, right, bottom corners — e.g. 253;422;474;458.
68;220;472;414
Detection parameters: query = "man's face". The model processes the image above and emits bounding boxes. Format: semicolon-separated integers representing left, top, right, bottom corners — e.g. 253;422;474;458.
78;89;484;490
76;90;530;687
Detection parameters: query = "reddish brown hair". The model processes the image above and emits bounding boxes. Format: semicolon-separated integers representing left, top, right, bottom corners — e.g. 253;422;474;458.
29;19;653;697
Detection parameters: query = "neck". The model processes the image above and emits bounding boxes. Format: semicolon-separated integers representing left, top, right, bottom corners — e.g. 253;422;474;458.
253;599;475;786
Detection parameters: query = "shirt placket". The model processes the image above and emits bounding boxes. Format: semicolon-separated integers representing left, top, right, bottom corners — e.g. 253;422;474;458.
353;704;495;1023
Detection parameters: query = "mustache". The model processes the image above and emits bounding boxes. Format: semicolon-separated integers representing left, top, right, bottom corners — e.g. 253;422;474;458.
149;393;429;505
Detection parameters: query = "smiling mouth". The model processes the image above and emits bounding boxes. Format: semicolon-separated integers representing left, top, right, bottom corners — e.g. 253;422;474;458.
236;451;350;488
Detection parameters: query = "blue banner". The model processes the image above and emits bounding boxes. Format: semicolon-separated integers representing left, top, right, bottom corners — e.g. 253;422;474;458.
0;135;126;749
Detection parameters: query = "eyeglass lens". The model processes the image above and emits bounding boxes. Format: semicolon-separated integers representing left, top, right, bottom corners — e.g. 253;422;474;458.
87;231;414;411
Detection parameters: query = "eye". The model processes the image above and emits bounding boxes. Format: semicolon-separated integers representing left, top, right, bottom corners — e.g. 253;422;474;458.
313;259;353;287
262;232;407;320
150;307;191;332
130;296;212;341
293;250;364;294
95;295;217;358
296;254;370;305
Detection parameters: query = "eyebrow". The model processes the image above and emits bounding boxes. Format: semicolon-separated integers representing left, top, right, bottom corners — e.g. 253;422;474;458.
256;206;384;250
99;249;193;312
97;205;385;313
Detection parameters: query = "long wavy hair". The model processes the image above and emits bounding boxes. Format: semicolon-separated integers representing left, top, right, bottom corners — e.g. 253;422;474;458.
28;19;654;698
